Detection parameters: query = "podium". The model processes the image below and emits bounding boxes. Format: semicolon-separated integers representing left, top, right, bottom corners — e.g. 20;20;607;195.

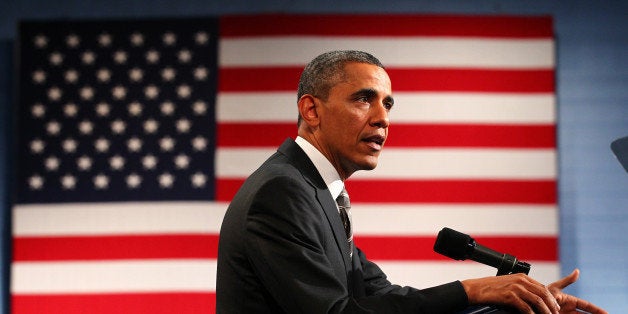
612;136;628;172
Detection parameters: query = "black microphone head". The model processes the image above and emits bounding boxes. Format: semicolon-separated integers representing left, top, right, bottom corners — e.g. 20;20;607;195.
433;227;473;260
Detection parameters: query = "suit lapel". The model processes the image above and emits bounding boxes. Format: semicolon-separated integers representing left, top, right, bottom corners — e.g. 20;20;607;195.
316;188;353;272
277;139;353;273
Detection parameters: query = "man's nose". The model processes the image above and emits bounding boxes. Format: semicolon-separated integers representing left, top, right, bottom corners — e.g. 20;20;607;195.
370;103;390;128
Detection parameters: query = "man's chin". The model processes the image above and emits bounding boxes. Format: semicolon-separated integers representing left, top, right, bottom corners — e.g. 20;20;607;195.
358;158;379;171
343;157;379;178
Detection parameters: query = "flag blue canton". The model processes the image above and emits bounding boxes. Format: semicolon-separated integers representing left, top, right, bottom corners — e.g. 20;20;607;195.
16;19;219;203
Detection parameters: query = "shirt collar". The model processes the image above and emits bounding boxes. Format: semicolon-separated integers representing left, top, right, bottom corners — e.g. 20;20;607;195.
295;136;344;199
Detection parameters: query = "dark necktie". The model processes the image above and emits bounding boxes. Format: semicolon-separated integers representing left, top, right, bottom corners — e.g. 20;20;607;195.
336;188;353;259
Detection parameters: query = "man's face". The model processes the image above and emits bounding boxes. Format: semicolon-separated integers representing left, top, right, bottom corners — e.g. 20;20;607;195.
315;62;393;179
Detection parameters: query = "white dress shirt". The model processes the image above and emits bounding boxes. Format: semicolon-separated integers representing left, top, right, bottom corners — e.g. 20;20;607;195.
295;136;344;202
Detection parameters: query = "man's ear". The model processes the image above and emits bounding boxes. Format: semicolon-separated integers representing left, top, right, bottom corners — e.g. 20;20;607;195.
298;94;320;127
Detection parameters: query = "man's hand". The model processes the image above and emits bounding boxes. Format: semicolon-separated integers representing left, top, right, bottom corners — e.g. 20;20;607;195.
462;273;560;314
461;269;608;314
548;269;608;314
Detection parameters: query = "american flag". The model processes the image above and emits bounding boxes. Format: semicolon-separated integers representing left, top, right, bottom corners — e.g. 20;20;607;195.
12;15;556;313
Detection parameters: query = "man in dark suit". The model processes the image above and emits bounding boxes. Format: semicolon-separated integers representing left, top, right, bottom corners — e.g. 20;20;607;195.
216;51;607;313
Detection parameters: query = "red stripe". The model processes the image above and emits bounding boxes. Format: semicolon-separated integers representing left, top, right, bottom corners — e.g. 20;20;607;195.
216;179;556;204
217;123;556;148
218;67;555;93
388;68;555;93
389;123;556;147
218;67;302;92
357;235;557;261
217;123;295;148
13;233;554;262
13;234;218;261
346;180;556;204
12;292;215;314
221;14;552;38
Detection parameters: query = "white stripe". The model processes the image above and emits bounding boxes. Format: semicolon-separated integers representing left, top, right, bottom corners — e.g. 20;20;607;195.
13;202;228;236
13;202;554;237
11;259;559;294
392;93;556;124
376;261;560;289
216;148;556;179
352;204;557;236
220;37;554;68
356;148;557;179
11;259;216;294
217;92;296;122
217;92;555;124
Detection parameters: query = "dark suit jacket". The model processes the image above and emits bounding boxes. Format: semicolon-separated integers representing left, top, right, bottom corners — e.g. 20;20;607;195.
216;138;469;313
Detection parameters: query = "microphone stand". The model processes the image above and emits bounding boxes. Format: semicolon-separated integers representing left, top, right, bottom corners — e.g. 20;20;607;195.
495;253;531;276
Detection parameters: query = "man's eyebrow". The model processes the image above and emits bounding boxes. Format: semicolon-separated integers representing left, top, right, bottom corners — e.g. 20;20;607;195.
351;88;394;104
351;88;377;99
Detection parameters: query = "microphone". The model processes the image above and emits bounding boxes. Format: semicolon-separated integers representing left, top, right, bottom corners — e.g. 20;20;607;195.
433;227;531;276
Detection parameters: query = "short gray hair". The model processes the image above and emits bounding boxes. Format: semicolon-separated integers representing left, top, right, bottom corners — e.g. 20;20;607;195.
298;50;384;100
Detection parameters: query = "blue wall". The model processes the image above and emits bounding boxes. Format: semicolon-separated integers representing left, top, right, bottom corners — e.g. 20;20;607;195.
1;0;627;312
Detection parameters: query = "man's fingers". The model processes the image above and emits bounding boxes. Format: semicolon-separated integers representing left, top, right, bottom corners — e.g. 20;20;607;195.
550;268;579;290
575;297;609;314
511;280;558;314
521;276;560;313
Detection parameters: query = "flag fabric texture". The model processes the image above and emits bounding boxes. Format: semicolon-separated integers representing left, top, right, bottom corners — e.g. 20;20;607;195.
12;15;556;313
